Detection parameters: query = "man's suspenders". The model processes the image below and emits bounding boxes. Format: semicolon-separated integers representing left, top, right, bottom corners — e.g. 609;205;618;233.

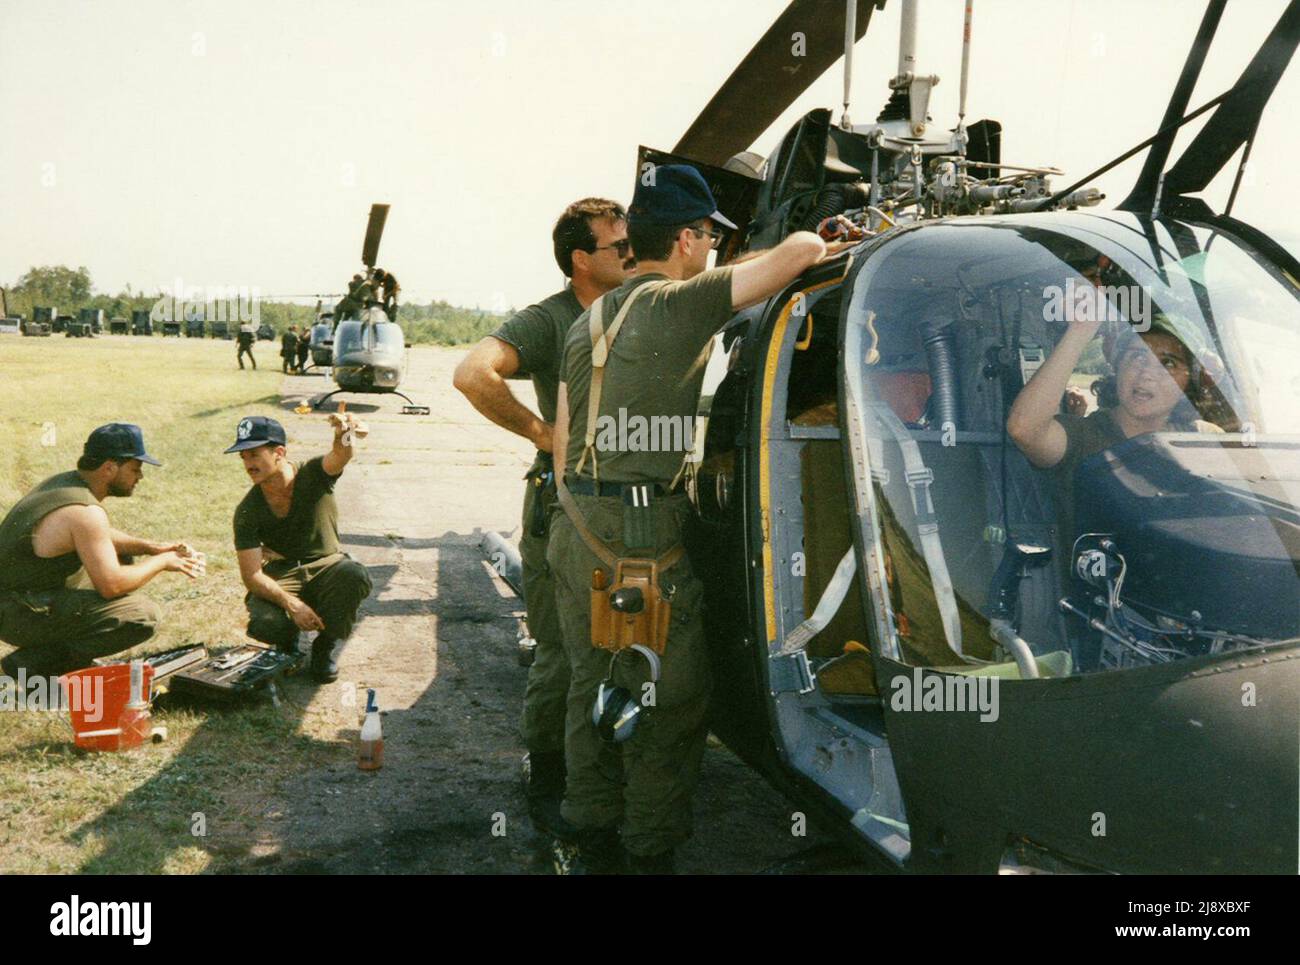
557;281;683;573
573;282;658;481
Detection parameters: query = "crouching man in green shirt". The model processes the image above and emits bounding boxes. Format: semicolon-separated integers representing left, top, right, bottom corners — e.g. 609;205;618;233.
0;423;203;677
226;415;373;682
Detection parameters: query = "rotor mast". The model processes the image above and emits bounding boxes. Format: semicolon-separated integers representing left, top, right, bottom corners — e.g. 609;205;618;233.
841;0;857;129
957;0;973;133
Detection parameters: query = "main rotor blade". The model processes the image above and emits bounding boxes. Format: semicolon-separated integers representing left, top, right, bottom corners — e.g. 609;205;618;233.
1161;0;1300;199
1116;0;1226;213
362;203;390;268
674;0;885;167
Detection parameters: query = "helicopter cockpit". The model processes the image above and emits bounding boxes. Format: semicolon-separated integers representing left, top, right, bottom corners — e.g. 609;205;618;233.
331;309;407;391
671;0;1300;874
836;212;1300;680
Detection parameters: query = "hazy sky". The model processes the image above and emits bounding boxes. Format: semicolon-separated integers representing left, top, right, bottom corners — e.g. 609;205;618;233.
2;0;1297;310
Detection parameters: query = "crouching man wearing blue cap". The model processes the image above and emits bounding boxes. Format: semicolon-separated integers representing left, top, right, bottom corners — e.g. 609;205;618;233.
0;423;203;677
226;414;372;682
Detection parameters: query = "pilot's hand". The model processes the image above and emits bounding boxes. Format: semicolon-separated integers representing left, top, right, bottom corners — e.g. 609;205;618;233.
161;551;204;580
1065;310;1105;338
287;598;325;631
1063;386;1089;417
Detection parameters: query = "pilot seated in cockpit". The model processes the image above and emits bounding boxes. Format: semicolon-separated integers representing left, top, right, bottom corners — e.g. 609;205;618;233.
1007;309;1223;537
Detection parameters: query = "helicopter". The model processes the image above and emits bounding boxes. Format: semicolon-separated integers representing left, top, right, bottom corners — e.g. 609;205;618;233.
306;305;336;370
312;203;429;414
487;0;1300;874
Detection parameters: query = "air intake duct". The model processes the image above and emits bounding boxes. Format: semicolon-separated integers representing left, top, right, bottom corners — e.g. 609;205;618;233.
921;308;960;432
797;182;871;233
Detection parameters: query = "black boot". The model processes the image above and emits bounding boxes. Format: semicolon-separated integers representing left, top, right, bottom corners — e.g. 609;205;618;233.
572;826;627;875
627;849;676;875
309;634;341;682
524;751;576;841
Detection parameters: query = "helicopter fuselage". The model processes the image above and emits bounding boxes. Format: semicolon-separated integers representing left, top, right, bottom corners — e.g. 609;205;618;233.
687;208;1300;873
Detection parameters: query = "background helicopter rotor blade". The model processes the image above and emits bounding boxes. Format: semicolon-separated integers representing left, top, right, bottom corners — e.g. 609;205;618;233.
673;0;886;167
361;203;390;268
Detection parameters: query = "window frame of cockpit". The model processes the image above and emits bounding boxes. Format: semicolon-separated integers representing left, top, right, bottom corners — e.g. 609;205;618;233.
750;261;858;661
743;249;913;865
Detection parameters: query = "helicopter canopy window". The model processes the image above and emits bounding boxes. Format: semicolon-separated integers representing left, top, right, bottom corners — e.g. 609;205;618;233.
372;322;404;351
333;319;403;356
842;215;1300;676
333;320;366;356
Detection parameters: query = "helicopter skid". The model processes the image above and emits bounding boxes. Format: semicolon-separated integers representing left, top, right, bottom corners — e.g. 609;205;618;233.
312;387;425;411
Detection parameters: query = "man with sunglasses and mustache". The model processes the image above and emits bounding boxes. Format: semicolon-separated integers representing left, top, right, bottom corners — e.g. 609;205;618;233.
453;197;633;843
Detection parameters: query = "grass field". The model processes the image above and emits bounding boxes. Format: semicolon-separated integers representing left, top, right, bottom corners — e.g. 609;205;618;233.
0;336;338;873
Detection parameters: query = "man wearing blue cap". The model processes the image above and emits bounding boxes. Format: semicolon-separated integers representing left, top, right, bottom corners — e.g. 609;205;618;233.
226;413;372;682
547;164;829;872
0;423;203;677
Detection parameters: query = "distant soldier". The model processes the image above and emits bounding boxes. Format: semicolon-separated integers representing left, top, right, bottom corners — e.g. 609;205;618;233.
454;198;632;839
226;415;373;682
237;321;257;369
0;424;203;677
281;325;300;374
374;268;400;321
295;325;310;373
334;273;372;323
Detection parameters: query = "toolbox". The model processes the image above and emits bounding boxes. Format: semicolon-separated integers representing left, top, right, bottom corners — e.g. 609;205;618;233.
144;643;301;703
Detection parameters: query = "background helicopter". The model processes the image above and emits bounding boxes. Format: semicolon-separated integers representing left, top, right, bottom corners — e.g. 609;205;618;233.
485;0;1300;873
311;203;429;414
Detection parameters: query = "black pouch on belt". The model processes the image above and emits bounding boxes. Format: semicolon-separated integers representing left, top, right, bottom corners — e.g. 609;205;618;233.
621;483;656;550
528;470;553;538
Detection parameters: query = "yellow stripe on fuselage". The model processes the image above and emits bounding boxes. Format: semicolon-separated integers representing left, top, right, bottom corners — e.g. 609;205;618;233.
756;267;852;647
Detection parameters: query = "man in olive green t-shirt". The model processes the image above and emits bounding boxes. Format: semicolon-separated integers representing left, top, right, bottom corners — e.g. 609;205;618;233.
0;423;203;677
548;165;829;873
453;198;632;837
227;414;372;683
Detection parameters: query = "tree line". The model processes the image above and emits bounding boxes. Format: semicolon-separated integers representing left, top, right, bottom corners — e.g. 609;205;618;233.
2;265;509;346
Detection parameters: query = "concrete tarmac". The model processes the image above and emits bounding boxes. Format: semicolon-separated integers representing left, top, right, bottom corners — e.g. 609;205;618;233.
218;346;847;873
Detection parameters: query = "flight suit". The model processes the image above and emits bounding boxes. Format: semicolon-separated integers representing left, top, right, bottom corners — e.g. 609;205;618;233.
549;267;735;860
517;465;565;755
547;492;709;857
491;288;583;773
